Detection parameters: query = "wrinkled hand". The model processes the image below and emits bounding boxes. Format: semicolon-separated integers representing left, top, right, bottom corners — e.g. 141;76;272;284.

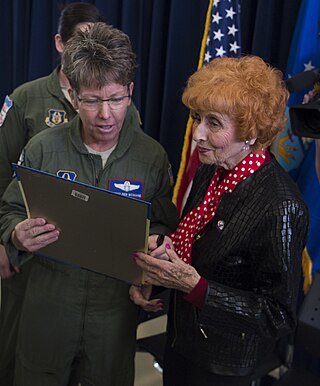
134;246;201;293
0;244;19;279
148;234;173;260
12;218;60;253
129;284;164;312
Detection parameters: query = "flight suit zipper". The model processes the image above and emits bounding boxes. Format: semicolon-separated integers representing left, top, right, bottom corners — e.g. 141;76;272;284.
88;154;100;186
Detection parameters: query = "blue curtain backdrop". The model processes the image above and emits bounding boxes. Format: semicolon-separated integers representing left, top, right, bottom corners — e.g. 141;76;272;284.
0;0;302;177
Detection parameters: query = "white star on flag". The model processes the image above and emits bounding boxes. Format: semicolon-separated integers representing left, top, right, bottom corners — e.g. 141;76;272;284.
225;7;236;19
213;29;224;41
212;12;222;24
216;45;226;57
304;61;316;71
228;24;238;36
229;41;240;54
204;51;212;62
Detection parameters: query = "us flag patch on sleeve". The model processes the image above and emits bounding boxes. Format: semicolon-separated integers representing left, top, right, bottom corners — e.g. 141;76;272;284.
0;96;13;127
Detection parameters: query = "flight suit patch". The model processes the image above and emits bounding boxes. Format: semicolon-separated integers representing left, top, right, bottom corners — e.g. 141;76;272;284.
45;109;68;127
109;179;143;199
0;96;13;127
57;170;77;181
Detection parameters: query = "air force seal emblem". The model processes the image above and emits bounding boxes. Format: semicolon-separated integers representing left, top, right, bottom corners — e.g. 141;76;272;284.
109;179;143;199
45;109;68;127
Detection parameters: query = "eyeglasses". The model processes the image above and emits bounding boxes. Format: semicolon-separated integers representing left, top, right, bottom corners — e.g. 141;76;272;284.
77;92;131;111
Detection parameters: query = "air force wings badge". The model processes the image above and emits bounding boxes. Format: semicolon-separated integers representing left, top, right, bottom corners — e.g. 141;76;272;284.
109;179;143;199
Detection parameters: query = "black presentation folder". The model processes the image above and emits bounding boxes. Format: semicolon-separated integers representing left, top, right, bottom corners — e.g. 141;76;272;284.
13;163;150;285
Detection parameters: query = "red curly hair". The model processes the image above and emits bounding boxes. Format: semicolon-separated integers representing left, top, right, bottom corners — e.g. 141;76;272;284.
182;55;289;150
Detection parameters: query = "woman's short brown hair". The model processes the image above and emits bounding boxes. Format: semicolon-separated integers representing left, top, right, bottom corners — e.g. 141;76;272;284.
62;22;136;94
182;55;289;150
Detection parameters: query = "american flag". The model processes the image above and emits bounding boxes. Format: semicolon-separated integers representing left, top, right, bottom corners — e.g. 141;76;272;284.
173;0;241;214
205;0;241;62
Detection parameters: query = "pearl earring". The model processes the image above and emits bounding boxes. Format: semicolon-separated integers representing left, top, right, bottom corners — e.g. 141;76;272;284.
243;140;250;152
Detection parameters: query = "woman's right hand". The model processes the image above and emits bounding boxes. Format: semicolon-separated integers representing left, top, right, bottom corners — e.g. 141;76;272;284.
134;245;201;294
11;218;60;252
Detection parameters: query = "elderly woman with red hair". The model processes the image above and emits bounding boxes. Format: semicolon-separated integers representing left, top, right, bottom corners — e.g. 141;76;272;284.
131;55;309;386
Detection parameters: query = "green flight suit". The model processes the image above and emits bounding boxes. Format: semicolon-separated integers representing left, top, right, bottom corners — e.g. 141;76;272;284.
0;113;179;385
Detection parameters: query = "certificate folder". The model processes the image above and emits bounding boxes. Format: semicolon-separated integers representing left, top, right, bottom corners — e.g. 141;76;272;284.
13;164;150;285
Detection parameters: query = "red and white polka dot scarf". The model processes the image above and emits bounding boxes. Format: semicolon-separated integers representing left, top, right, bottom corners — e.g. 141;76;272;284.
171;151;268;264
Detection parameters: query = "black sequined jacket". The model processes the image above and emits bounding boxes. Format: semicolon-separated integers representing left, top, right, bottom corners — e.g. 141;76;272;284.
166;158;309;376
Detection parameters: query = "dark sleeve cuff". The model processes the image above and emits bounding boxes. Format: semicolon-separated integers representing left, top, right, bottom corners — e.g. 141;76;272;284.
183;276;208;310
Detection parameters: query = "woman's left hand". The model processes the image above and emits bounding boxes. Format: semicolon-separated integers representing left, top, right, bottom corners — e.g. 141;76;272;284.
129;285;164;312
133;246;201;293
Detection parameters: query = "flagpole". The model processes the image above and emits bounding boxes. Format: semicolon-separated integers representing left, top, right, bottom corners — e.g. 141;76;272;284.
172;0;213;206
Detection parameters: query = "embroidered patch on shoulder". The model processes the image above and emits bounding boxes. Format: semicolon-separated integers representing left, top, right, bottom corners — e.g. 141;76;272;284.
45;109;68;127
109;179;143;199
0;96;13;127
57;170;77;181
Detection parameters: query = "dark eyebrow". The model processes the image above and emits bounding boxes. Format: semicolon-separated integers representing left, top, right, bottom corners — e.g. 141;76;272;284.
80;86;129;99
